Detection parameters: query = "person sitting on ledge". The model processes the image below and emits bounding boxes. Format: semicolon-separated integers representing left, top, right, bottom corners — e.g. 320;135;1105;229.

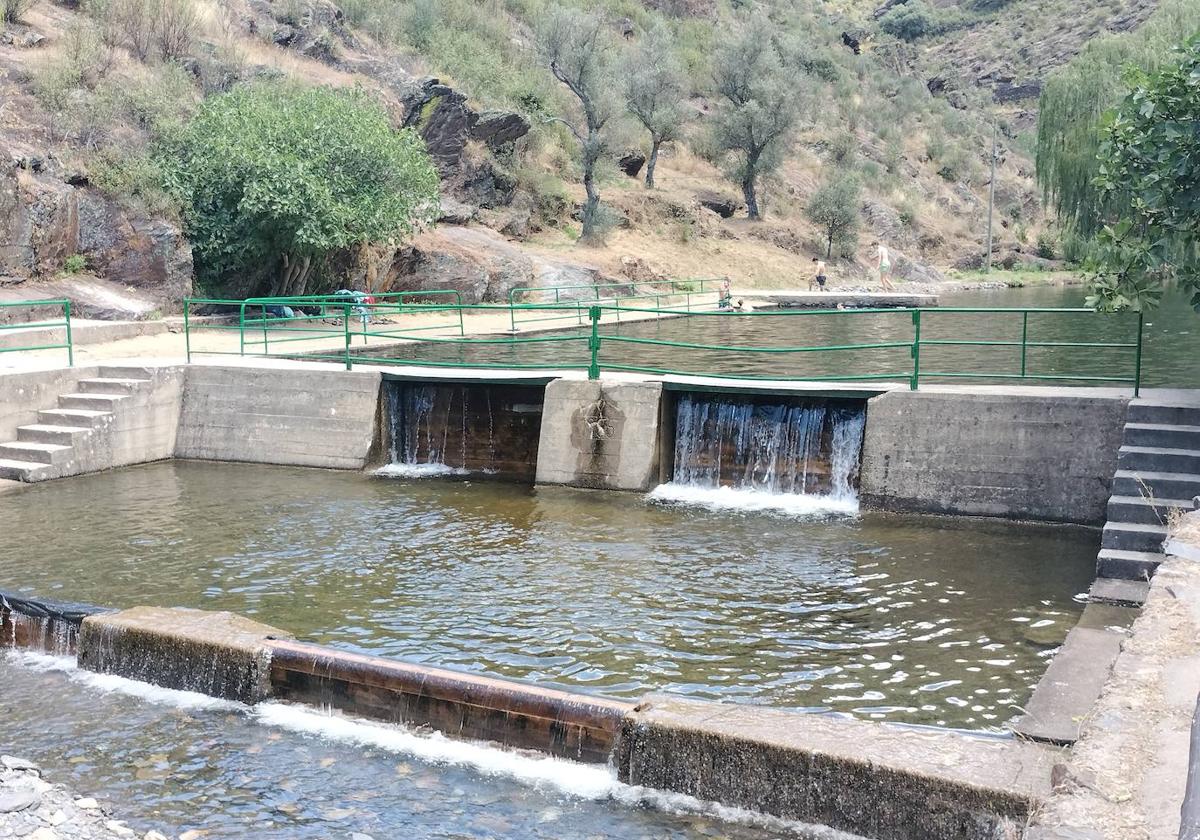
717;277;733;310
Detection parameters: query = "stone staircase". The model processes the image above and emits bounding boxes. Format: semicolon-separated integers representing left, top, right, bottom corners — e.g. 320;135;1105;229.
0;368;153;482
1093;399;1200;602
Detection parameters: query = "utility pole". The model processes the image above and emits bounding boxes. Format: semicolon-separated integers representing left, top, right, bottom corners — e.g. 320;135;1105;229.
985;120;997;274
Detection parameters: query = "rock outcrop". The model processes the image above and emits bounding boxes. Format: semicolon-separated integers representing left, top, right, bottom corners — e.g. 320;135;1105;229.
382;226;535;303
0;150;192;304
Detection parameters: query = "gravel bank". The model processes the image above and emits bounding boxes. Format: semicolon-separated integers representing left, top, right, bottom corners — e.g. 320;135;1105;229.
0;756;165;840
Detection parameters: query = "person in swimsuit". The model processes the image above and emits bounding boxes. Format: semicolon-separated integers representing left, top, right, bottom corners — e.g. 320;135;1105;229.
810;257;827;291
874;241;895;291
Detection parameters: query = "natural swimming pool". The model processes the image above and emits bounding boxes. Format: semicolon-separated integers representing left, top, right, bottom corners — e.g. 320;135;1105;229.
0;460;1096;731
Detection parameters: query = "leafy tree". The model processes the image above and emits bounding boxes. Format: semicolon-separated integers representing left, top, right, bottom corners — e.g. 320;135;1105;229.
538;7;619;245
159;81;439;296
1035;0;1200;236
1087;36;1200;312
711;13;801;220
625;28;687;189
805;173;861;259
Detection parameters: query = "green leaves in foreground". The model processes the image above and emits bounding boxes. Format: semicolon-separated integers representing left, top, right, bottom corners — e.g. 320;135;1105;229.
159;81;440;295
1089;35;1200;313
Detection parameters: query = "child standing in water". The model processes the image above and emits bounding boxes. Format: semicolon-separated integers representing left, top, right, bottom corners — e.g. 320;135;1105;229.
874;241;895;291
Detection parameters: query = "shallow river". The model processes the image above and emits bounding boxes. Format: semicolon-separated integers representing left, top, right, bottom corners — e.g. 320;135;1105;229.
1;650;806;839
0;460;1096;730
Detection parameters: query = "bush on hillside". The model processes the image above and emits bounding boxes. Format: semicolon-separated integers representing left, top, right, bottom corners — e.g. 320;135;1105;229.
878;1;969;42
158;82;440;296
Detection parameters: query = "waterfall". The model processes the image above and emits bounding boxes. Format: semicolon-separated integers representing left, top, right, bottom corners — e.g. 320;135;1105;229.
2;611;77;655
653;394;866;515
376;383;499;478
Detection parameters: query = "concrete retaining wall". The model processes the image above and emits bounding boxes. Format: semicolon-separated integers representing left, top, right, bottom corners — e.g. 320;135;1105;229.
535;379;663;491
175;365;382;469
860;390;1128;525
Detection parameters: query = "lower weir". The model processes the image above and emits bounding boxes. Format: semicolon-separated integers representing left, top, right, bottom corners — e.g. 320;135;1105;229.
381;381;544;480
668;392;867;497
1;591;1060;840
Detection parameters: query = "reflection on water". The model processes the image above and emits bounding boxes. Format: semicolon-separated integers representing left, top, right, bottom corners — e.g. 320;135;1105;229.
376;284;1198;387
1;651;806;840
0;461;1096;730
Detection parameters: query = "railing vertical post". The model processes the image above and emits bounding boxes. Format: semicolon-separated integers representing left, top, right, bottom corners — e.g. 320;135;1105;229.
183;299;191;364
1020;310;1029;378
457;292;464;336
262;304;270;355
1134;310;1144;397
343;304;352;370
63;299;73;367
910;308;922;390
588;305;600;380
239;303;246;356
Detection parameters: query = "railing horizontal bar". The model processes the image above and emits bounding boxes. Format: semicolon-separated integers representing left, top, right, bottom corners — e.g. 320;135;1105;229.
597;362;910;381
920;371;1136;383
920;339;1137;349
599;336;914;353
0;343;69;353
0;321;69;331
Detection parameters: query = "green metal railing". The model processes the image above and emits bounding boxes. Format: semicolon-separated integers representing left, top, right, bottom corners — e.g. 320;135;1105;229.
181;297;1145;394
0;299;73;366
507;278;720;331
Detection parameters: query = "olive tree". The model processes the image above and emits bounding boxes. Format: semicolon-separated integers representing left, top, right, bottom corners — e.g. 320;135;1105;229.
805;172;861;259
160;81;440;296
625;28;687;189
711;13;801;220
538;7;619;244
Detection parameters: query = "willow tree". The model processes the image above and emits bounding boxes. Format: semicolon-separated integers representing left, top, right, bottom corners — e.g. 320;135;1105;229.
160;81;440;297
1035;0;1200;236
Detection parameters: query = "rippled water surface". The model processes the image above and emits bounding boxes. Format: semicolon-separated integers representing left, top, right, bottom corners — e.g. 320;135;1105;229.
1;652;802;839
378;284;1199;387
0;461;1096;729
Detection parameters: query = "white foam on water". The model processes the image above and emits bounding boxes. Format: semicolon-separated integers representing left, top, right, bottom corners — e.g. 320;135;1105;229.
253;701;617;798
4;653;835;837
374;463;469;479
647;482;859;518
5;649;241;712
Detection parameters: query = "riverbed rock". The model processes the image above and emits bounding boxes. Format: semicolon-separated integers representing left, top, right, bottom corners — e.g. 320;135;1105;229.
0;790;39;813
0;758;38;774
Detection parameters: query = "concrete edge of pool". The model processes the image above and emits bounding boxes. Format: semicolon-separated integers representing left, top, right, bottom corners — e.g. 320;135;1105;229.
2;592;1057;840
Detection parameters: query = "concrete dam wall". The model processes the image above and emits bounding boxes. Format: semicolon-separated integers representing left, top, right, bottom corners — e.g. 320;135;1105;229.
0;362;1131;525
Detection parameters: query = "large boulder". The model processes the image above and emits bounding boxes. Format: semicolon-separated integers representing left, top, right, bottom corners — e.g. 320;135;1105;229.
382;226;536;303
695;190;741;219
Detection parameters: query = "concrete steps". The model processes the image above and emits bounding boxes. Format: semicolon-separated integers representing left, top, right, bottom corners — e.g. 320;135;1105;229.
1100;521;1167;553
0;374;151;483
1123;422;1200;449
1089;577;1150;607
1106;494;1192;525
1093;399;1200;583
1117;445;1200;474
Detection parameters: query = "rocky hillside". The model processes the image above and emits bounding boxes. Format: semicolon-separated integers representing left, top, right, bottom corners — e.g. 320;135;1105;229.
0;0;1162;315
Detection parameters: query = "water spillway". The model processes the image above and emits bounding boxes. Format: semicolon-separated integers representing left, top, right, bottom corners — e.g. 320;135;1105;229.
381;381;544;481
667;392;867;499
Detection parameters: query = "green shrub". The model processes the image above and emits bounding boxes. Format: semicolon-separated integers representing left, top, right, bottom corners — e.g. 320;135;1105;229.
63;254;87;274
1035;230;1056;260
878;0;969;41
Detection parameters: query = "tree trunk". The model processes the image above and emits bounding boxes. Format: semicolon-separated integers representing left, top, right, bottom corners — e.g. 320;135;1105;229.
742;171;760;220
580;138;602;245
826;229;834;259
742;148;761;220
645;137;661;189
